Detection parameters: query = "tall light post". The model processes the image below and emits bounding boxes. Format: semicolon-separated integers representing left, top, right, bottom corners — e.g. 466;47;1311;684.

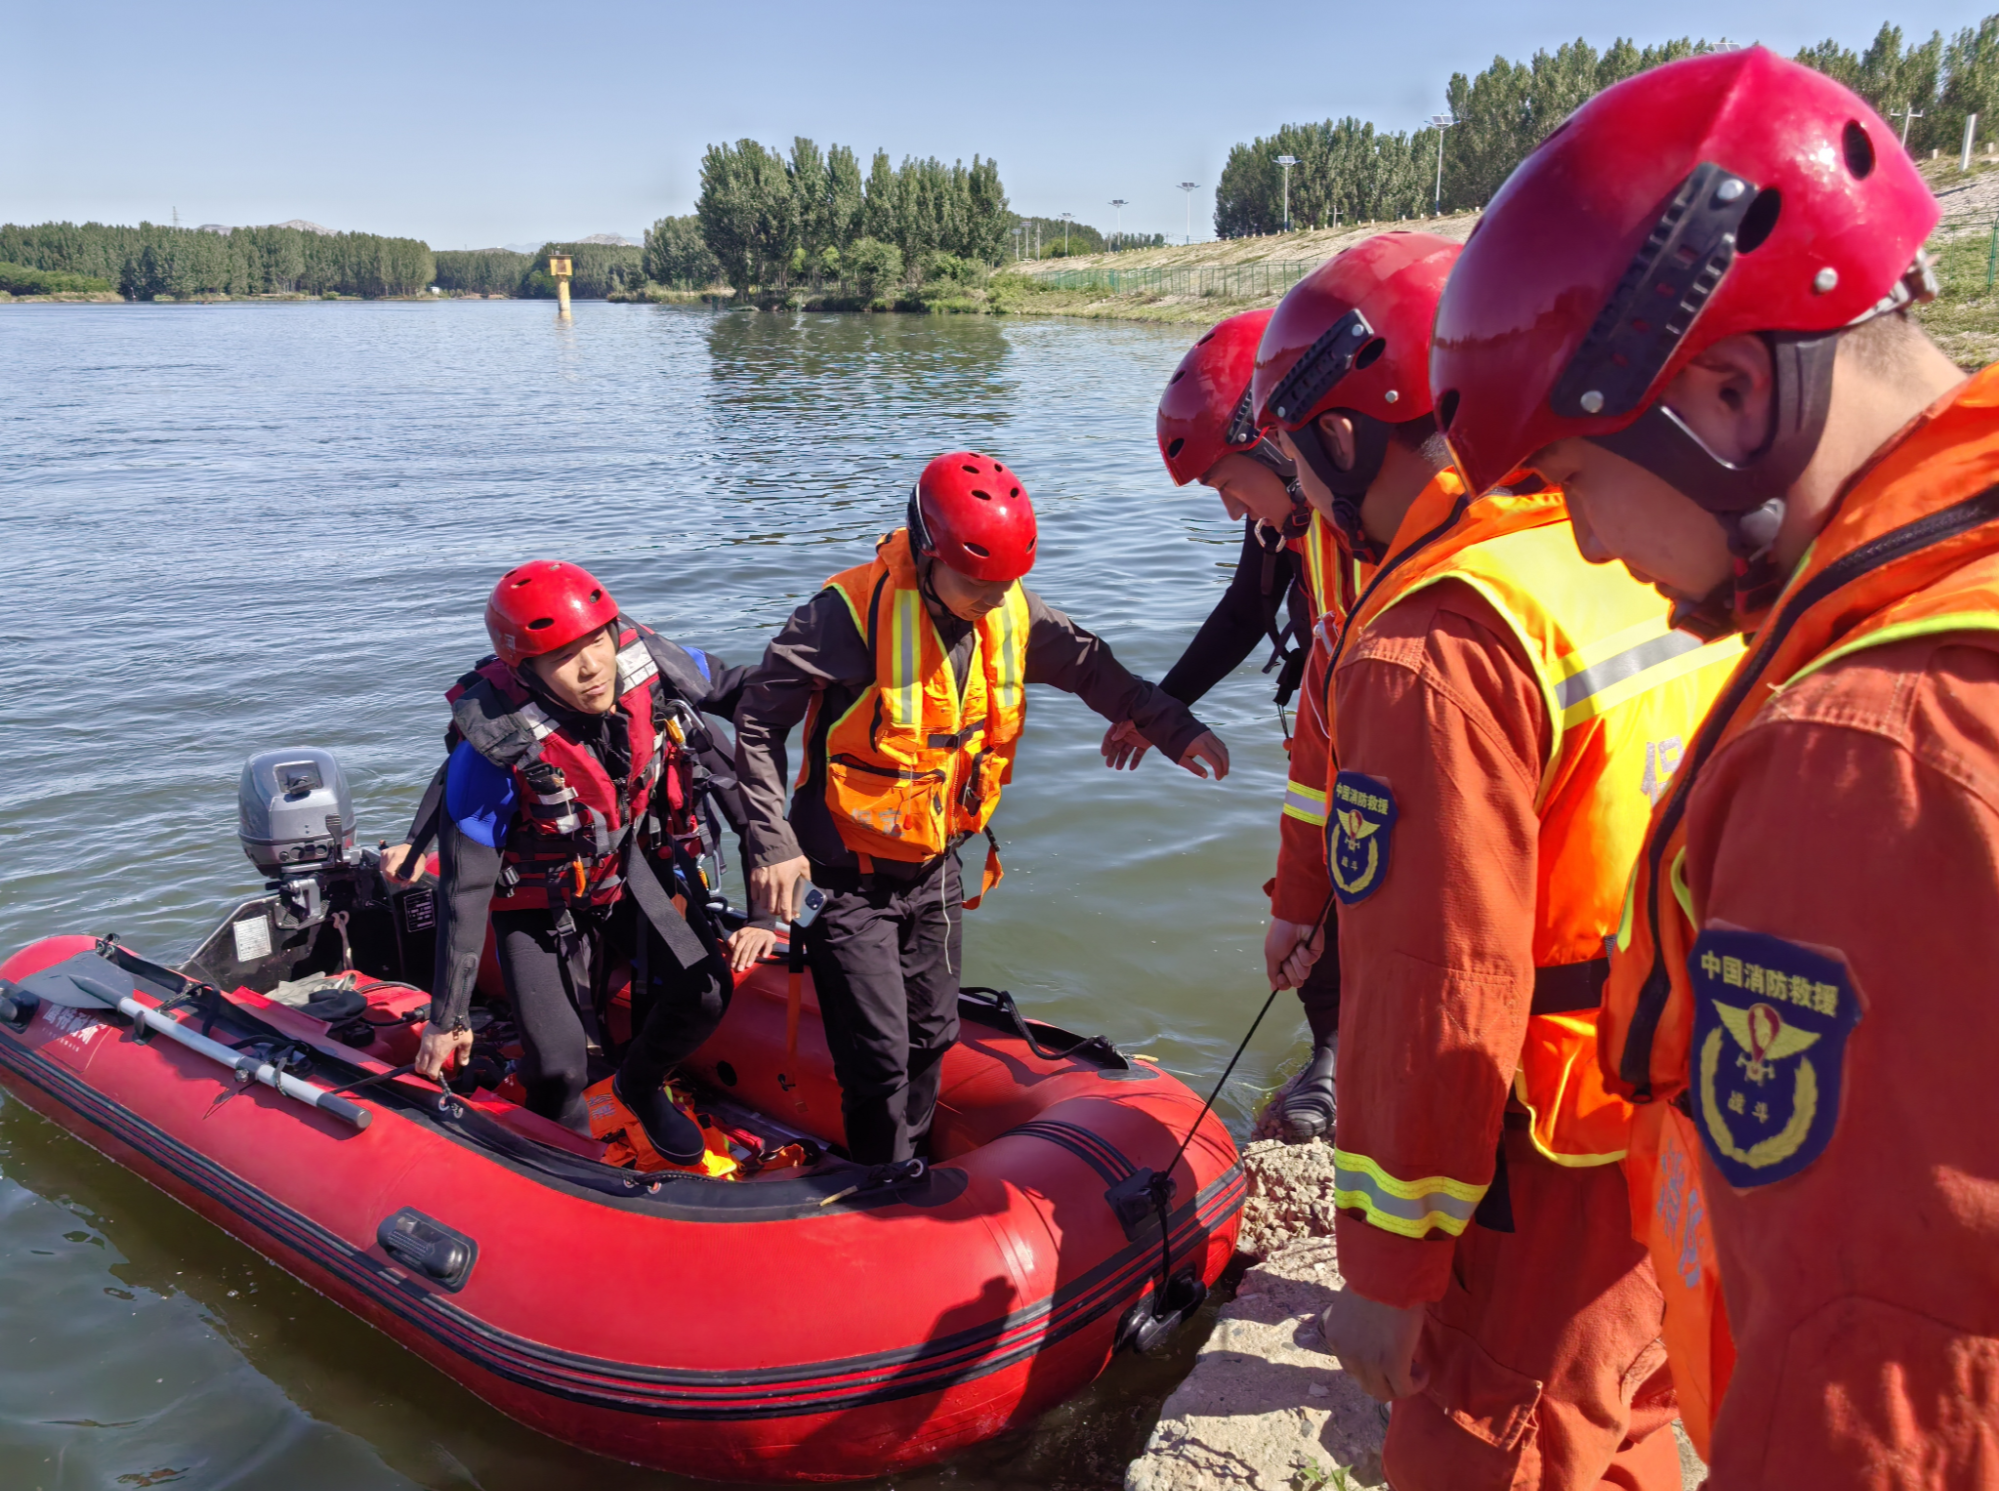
1109;198;1127;247
1275;154;1297;233
1060;211;1074;253
1177;182;1200;244
1429;115;1455;215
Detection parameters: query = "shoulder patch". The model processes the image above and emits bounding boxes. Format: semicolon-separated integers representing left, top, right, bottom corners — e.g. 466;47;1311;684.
1327;771;1397;905
1688;926;1860;1190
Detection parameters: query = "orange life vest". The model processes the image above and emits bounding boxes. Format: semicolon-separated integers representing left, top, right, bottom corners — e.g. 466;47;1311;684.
1599;365;1999;1457
809;529;1029;893
1293;509;1358;624
1324;471;1744;1220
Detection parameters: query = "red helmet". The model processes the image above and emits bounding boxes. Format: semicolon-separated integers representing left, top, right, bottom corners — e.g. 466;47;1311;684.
1433;46;1939;502
1157;309;1275;485
1252;232;1460;432
907;452;1038;583
485;560;620;668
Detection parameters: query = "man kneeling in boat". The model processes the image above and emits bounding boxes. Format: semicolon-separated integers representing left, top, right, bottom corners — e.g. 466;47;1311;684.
411;560;775;1167
734;452;1230;1165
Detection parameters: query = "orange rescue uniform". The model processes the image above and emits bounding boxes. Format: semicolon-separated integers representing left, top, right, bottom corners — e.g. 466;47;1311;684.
1323;473;1742;1488
1600;367;1999;1487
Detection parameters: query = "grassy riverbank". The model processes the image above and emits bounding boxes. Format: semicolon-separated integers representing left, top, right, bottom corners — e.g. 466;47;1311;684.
989;214;1481;324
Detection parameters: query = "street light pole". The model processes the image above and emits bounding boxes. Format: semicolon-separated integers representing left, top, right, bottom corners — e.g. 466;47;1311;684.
1275;155;1297;233
1178;182;1199;245
1110;199;1127;247
1060;212;1074;253
1429;115;1455;215
1897;101;1924;148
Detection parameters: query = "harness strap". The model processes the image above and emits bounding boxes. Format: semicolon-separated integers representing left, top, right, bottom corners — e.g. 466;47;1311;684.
623;840;710;971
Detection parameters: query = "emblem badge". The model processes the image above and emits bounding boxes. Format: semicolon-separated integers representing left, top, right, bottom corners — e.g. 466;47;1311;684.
1688;927;1860;1189
1327;771;1396;905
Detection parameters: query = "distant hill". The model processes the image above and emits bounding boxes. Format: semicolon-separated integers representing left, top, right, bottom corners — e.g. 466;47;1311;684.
270;219;336;236
577;232;639;246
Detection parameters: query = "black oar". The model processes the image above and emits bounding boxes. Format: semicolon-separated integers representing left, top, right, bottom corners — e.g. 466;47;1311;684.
4;972;371;1130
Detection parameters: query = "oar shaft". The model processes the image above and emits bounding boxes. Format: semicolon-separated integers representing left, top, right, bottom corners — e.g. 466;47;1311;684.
116;994;371;1130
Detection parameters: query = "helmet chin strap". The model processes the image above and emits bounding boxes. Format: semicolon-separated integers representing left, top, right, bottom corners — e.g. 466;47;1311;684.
1586;331;1839;633
1246;437;1312;539
1292;415;1392;563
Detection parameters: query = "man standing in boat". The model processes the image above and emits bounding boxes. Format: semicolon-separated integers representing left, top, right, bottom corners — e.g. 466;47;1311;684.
1256;235;1742;1489
734;452;1230;1165
413;561;774;1167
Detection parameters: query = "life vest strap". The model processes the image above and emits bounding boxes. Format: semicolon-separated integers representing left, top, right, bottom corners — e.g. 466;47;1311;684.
925;718;988;751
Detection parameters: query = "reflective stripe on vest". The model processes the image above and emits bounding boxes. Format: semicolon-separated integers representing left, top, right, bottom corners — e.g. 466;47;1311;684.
819;528;1031;865
1598;365;1999;1455
1328;472;1742;1183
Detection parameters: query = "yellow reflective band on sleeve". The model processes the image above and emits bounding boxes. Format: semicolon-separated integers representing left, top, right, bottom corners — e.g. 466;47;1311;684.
887;585;924;726
1554;620;1743;729
1668;846;1694;925
1331;1149;1486;1240
1282;778;1329;826
986;586;1024;717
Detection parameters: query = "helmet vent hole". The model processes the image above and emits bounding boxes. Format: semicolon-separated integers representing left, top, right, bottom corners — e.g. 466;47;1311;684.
1843;121;1875;180
1166;437;1185;458
1169;369;1186;383
961;464;980;474
1437;389;1460;431
964;542;992;557
1196;330;1215;345
1736;189;1782;254
1025;535;1037;552
1008;486;1020;497
527;617;555;631
512;577;533;588
588;588;604;603
971;488;993;501
1355;337;1386;369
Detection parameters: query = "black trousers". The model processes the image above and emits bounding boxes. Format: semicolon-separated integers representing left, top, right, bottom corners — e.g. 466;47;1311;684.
804;853;963;1165
491;895;731;1134
1297;911;1342;1047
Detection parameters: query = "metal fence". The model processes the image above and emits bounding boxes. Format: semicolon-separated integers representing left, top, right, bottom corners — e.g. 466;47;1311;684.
1027;260;1321;298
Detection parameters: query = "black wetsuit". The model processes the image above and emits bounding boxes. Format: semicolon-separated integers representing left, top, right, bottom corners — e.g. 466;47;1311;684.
1159;519;1341;1045
429;639;770;1136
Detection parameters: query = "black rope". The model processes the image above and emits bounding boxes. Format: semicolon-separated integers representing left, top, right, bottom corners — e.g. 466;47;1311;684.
1163;888;1338;1183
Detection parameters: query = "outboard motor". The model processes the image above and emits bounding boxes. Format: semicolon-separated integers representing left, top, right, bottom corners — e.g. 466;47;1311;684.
239;747;356;928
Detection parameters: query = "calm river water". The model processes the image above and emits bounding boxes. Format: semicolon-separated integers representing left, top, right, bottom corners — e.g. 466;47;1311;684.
0;301;1313;1490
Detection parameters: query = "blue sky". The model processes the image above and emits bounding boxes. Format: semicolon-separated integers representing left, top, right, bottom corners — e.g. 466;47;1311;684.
9;0;1989;248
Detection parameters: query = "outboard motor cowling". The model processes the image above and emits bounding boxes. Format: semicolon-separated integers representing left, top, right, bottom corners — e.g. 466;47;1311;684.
239;748;355;879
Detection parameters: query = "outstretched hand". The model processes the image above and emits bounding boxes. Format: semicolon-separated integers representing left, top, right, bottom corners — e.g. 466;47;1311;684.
1177;730;1231;781
749;855;812;923
1100;718;1152;770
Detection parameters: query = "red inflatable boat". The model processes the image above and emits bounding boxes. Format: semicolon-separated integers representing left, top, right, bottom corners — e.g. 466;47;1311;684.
0;861;1242;1481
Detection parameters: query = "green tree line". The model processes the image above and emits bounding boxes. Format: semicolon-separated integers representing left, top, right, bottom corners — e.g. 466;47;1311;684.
693;138;1011;297
433;242;646;298
1216;17;1999;237
0;221;433;297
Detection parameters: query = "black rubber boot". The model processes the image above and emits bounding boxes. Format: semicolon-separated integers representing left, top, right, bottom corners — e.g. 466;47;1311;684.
1279;1039;1337;1141
612;1072;706;1166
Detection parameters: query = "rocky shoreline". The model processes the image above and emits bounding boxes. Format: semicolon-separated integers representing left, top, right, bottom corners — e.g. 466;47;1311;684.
1124;1078;1706;1490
